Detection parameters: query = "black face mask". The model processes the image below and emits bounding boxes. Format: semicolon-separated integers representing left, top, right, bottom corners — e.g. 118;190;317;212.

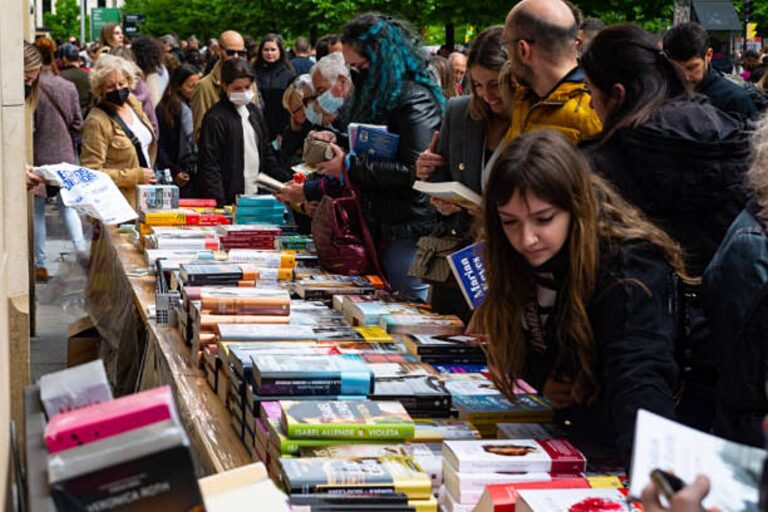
105;87;130;106
349;67;369;89
24;83;32;99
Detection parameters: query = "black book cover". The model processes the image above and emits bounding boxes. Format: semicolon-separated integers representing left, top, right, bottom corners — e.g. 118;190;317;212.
370;376;451;412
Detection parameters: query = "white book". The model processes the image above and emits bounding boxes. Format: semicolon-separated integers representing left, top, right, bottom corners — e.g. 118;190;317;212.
629;409;765;511
439;486;476;512
442;439;586;474
256;173;288;193
413;180;482;208
442;459;554;504
516;488;627;512
40;360;113;419
199;462;290;511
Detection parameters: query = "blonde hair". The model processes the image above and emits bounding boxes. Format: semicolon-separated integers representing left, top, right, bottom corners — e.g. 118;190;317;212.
748;113;768;221
283;74;313;112
498;60;517;118
90;54;137;100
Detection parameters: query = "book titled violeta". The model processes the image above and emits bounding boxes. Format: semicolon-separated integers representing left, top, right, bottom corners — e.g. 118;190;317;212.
447;242;487;310
442;439;586;474
281;400;415;440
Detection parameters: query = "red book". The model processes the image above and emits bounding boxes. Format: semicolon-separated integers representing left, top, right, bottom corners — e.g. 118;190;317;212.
474;478;591;512
44;386;176;453
179;198;217;208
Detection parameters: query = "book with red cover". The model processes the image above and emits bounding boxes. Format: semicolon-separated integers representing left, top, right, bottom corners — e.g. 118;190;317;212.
442;439;586;474
473;478;592;512
44;386;176;453
179;198;217;208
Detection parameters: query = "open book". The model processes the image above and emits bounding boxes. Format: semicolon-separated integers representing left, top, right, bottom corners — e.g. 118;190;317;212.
256;173;288;193
413;181;482;209
629;409;765;511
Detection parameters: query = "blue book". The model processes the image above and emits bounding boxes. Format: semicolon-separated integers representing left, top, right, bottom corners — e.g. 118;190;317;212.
352;124;400;161
251;354;374;396
447;242;487;310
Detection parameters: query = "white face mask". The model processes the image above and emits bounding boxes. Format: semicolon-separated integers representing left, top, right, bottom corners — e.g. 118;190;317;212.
229;90;254;107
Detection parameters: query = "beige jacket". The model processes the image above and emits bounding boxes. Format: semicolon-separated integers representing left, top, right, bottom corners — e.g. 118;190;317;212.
191;61;261;141
80;95;157;209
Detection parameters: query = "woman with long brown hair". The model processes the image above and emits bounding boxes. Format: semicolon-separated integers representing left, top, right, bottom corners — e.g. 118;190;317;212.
476;130;687;462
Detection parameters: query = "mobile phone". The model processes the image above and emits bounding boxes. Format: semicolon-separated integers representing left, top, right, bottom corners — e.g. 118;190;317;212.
650;469;685;500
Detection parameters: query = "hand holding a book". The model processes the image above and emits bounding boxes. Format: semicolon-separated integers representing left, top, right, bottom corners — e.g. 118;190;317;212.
431;197;462;216
26;165;45;191
174;172;190;187
316;143;346;179
143;168;158;184
642;474;719;512
542;376;576;409
276;182;306;204
415;131;446;180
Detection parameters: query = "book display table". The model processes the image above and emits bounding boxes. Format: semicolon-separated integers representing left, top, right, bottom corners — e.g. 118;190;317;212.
85;226;250;476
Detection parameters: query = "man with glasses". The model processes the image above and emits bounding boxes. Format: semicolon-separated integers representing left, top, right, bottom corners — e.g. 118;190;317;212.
192;30;258;139
502;0;602;145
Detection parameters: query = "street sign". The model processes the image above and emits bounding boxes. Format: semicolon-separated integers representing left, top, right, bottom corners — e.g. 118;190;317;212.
124;14;146;38
91;7;120;43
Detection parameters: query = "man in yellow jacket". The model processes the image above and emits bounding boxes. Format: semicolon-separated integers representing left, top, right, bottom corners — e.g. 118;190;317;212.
502;0;602;145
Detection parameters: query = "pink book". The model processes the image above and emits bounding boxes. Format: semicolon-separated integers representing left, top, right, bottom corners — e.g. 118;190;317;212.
44;386;176;454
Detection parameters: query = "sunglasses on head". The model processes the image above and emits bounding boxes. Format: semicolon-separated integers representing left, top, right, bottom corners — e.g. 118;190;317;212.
224;48;248;57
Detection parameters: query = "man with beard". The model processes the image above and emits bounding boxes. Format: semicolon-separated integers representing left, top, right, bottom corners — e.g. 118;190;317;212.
502;0;602;145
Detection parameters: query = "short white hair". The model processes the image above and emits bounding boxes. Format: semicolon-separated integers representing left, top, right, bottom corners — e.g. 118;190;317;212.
310;51;350;85
90;54;137;99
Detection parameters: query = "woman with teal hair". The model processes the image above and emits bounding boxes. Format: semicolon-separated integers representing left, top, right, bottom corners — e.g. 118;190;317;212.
316;13;444;301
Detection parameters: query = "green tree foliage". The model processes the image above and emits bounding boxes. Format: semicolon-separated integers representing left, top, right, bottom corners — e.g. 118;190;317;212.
43;0;90;41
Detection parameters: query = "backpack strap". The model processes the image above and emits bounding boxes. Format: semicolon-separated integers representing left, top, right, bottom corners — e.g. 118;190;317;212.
97;103;150;169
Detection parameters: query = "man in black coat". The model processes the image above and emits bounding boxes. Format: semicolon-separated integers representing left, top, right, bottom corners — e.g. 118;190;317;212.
663;22;757;119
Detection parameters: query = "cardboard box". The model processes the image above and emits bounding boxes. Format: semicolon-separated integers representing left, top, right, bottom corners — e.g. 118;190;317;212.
67;316;100;368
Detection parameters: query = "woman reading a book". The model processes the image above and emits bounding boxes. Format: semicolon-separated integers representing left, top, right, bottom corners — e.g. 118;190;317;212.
413;26;509;318
475;130;687;463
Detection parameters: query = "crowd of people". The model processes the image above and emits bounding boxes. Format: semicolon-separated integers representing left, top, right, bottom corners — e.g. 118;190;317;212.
25;0;768;507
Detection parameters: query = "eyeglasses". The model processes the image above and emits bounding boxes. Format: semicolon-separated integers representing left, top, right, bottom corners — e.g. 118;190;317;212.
224;48;248;57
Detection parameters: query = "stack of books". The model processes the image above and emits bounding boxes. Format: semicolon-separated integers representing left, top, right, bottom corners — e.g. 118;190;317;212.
404;333;486;366
45;386;204;511
144;226;221;251
216;224;282;251
440;439;588;512
179;262;281;287
139;208;232;230
379;313;465;335
451;393;554;438
295;275;379;302
135;184;180;211
235;195;287;225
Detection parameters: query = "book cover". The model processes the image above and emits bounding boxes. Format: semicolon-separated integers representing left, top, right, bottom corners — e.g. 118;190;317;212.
432;364;489;375
354;326;394;343
281;457;431;500
378;314;464;335
442;439;586;474
629;409;765;511
472;478;593;512
352;125;400;162
199;462;290;512
412;181;482;209
281;400;415;440
367;362;438;379
218;324;318;342
453;394;554;424
49;421;203;512
252;354;373;396
371;376;452;412
44;386;176;453
227;249;296;268
516;488;629;512
40;360;113;419
265;417;378;455
412;419;482;442
135;184;181;211
447;241;487;310
404;334;485;356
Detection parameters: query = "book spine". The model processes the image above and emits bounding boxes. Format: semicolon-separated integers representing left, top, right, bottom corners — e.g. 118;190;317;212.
258;374;371;396
286;422;415;440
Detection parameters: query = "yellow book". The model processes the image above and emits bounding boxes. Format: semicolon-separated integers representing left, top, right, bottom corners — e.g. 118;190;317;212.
355;325;394;343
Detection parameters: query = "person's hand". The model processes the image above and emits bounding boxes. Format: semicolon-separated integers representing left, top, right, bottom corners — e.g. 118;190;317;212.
415;131;446;180
431;197;462;216
317;143;345;179
308;130;337;144
276;182;306;204
174;172;190;187
642;474;720;512
465;310;480;334
302;201;319;217
143;168;157;184
465;202;482;217
542;376;576;409
26;165;44;191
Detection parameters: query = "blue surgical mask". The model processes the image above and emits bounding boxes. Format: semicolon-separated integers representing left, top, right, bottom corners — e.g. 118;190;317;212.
304;104;324;126
316;89;344;115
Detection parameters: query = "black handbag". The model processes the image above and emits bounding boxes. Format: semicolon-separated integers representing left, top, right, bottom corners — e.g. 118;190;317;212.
408;235;466;284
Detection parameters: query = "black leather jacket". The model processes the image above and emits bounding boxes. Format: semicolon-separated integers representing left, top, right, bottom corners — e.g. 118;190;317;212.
347;81;441;242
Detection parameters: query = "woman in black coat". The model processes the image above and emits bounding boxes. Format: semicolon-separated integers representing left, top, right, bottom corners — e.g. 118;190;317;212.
196;58;291;206
254;34;296;141
476;130;689;464
311;13;443;301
